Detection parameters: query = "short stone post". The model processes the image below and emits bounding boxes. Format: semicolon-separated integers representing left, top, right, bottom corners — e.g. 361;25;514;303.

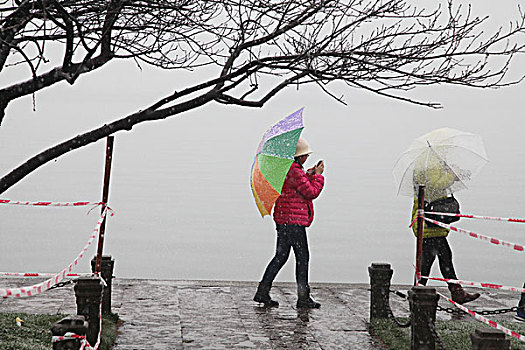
91;255;115;314
471;328;510;350
74;277;103;347
51;315;88;350
409;286;439;350
368;262;394;320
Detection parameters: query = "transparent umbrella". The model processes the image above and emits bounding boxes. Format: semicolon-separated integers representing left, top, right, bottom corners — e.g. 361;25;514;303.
393;127;489;202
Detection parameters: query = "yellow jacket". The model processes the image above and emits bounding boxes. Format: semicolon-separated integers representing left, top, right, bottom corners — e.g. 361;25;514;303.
411;159;455;237
411;198;449;238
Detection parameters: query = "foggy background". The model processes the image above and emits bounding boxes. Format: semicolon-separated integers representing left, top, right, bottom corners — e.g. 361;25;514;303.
1;1;524;288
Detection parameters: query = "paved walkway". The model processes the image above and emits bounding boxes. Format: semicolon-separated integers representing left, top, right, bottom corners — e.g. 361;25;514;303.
1;278;522;349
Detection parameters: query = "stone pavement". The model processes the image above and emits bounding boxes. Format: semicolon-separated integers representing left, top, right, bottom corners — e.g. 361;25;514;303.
1;278;523;349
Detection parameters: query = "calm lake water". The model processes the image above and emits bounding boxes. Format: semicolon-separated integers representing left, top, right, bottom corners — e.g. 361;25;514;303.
1;65;525;290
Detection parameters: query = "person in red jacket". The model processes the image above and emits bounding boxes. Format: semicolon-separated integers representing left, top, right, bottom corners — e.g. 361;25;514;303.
254;137;325;308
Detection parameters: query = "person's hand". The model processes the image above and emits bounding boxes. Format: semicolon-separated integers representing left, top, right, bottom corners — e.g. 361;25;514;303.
307;167;315;175
315;160;324;175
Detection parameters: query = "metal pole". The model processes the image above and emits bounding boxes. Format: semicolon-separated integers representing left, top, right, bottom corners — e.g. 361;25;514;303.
415;185;425;286
95;136;114;274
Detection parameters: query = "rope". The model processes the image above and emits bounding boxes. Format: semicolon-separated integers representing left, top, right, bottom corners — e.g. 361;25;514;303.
52;332;86;343
80;297;103;350
414;271;523;315
0;208;108;298
52;294;103;350
437;291;525;343
0;199;102;207
0;272;91;278
425;211;525;224
418;275;525;294
423;217;525;252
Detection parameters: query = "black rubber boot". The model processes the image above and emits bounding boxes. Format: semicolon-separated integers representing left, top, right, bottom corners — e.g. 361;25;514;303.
253;282;279;307
297;287;321;309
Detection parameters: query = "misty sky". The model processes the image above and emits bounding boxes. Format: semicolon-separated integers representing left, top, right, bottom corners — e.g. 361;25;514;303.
1;0;524;285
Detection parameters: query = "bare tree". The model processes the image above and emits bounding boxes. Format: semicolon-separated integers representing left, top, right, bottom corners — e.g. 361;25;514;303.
1;0;524;194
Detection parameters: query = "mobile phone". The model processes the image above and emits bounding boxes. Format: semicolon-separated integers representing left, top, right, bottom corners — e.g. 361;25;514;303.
317;160;323;166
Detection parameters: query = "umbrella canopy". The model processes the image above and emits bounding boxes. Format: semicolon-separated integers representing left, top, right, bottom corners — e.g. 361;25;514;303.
251;108;304;217
393;127;489;202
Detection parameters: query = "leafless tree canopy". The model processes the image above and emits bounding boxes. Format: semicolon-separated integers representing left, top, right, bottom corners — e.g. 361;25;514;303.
0;0;524;193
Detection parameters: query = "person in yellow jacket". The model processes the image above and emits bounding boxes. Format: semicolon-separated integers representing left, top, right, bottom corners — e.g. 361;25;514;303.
412;160;480;304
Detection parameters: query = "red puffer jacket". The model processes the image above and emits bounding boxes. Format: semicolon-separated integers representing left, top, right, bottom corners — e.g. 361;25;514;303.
273;161;324;227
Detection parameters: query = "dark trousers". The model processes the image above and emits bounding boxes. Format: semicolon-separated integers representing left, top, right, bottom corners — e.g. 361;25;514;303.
518;283;525;309
419;236;458;285
261;224;310;293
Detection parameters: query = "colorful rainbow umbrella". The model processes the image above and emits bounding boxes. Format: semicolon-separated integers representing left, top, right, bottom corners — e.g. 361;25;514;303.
250;108;304;217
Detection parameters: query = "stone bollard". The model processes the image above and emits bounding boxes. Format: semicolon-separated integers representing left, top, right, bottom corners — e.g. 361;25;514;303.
74;277;103;346
51;315;88;350
409;286;439;350
471;328;510;350
91;255;115;315
368;262;394;320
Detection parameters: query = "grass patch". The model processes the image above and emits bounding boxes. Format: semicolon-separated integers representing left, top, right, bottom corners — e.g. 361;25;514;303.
0;312;119;350
370;317;525;349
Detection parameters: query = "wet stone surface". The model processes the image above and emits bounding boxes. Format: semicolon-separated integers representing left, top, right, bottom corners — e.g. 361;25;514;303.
0;279;521;349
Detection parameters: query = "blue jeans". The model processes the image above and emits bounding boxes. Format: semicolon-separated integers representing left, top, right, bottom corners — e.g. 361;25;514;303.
260;224;310;293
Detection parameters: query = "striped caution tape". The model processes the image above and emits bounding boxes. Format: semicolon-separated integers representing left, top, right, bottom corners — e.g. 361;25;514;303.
408;210;425;228
0;199;101;207
0;272;91;278
0;199;114;217
52;299;102;350
0;209;108;298
423;217;525;252
52;333;86;343
80;299;103;350
437;291;525;342
419;275;525;293
426;212;525;224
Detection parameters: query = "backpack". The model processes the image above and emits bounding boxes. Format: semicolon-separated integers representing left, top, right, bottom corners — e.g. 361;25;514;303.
424;195;460;228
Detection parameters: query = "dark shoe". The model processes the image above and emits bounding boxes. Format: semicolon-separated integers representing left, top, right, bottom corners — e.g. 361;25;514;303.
297;288;321;309
515;308;525;322
297;296;321;309
253;282;279;307
448;283;480;304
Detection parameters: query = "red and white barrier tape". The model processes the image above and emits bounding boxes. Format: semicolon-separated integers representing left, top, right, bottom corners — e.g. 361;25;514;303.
419;274;525;293
0;272;91;278
423;217;525;252
52;333;86;343
52;298;102;350
426;212;525;224
0;209;107;298
0;199;102;207
410;210;525;228
408;209;425;228
0;272;107;287
437;291;525;342
80;298;102;350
